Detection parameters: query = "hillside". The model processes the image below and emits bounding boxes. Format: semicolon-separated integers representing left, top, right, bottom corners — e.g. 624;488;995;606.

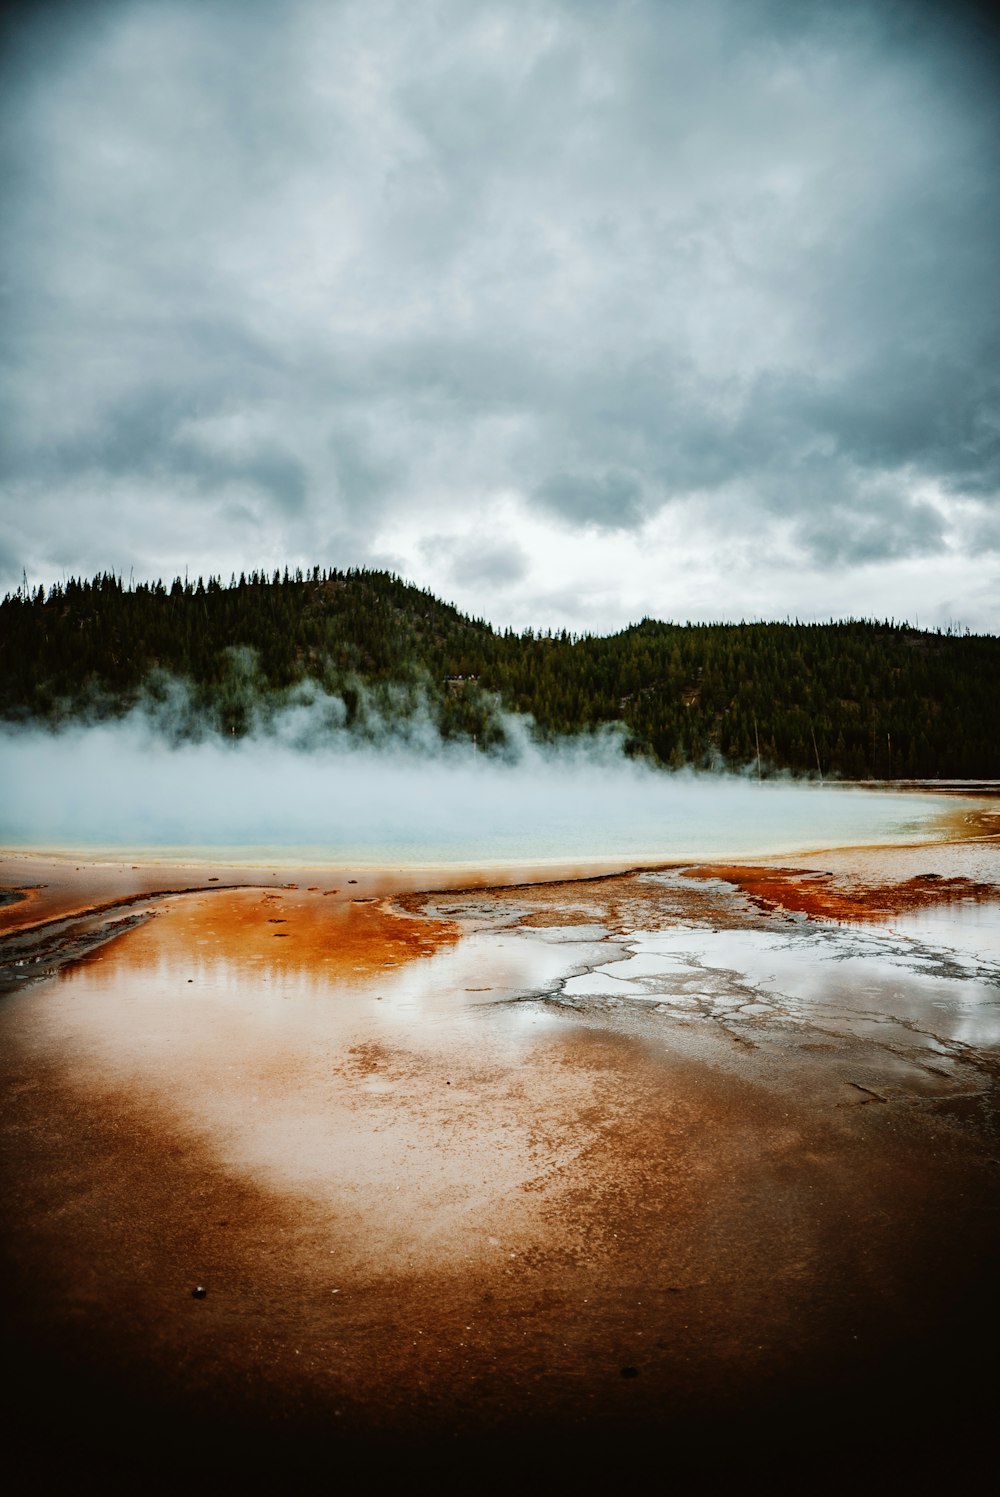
2;567;998;778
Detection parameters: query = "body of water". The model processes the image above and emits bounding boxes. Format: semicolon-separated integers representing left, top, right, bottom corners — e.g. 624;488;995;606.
0;723;961;865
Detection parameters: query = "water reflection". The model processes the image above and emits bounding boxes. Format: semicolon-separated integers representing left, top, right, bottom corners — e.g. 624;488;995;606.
888;900;1000;958
10;892;638;1271
556;910;1000;1049
6;860;998;1283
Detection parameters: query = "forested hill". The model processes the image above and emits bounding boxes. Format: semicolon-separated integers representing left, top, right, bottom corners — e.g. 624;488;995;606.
2;567;998;779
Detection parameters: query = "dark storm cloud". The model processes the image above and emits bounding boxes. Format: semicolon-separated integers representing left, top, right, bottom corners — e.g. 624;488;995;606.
0;0;998;617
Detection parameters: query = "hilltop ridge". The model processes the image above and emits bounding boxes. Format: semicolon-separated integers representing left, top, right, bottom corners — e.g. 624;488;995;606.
2;567;998;778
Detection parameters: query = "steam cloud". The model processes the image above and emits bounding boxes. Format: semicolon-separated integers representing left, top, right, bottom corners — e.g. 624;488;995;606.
1;692;946;864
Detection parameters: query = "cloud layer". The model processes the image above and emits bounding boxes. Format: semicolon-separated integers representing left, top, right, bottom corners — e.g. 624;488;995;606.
2;0;999;630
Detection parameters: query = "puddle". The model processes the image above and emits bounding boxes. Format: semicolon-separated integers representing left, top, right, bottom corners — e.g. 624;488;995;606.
888;899;1000;959
552;908;1000;1049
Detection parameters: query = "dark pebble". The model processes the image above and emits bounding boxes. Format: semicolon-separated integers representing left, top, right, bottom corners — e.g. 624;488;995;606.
620;1366;639;1378
192;1286;207;1299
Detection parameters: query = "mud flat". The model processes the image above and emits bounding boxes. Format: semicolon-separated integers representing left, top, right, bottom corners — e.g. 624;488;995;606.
2;826;999;1488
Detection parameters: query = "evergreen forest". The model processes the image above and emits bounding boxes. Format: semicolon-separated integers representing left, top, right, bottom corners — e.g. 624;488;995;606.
2;567;998;779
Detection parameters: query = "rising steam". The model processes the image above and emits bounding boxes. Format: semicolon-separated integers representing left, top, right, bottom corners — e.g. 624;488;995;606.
0;684;949;864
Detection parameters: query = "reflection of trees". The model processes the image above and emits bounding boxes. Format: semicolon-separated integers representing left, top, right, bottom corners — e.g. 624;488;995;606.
53;890;460;990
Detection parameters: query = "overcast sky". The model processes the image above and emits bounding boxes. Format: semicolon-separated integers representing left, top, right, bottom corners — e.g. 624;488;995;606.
2;0;999;633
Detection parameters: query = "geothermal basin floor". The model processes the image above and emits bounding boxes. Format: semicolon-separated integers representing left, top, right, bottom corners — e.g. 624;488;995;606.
1;836;999;1486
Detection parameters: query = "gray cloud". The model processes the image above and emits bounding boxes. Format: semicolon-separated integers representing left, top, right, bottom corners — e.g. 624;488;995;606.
535;470;646;531
1;0;998;626
793;491;947;567
969;509;1000;555
421;533;529;588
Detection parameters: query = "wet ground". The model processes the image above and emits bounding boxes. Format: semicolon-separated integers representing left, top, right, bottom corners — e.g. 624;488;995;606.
2;833;999;1488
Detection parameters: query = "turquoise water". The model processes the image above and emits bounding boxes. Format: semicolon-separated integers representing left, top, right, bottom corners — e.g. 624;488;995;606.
0;724;956;866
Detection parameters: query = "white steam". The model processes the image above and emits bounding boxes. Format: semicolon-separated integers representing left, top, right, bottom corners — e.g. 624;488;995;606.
1;697;949;865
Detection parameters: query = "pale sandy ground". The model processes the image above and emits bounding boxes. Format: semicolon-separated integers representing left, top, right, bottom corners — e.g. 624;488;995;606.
2;820;999;1490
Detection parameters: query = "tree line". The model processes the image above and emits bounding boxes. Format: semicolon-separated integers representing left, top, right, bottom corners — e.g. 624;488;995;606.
2;567;998;778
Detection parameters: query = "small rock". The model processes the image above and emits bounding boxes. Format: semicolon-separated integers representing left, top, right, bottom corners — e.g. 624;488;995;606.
620;1366;639;1378
192;1286;207;1299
